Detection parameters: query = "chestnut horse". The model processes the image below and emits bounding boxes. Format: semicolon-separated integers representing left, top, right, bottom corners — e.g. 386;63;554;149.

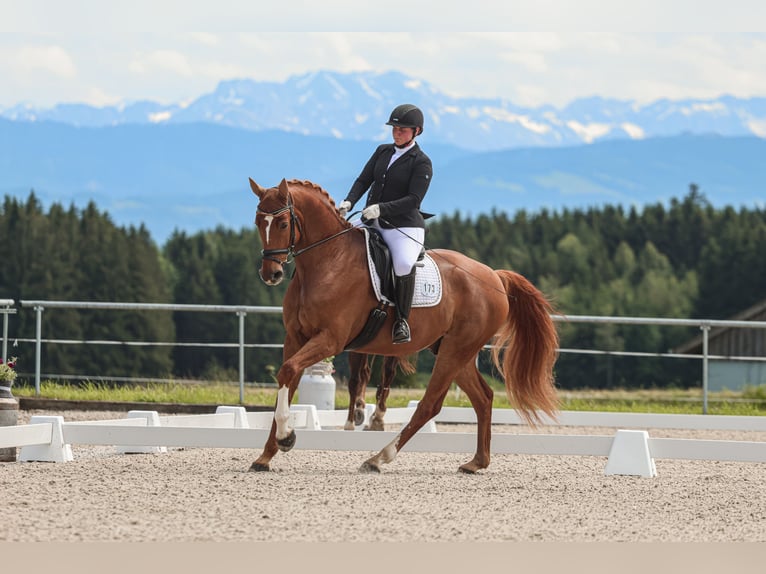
250;178;559;473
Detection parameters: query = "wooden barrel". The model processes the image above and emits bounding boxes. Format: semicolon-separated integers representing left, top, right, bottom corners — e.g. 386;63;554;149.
0;396;19;462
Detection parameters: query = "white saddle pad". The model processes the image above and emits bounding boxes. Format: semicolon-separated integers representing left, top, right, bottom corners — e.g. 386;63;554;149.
362;228;443;308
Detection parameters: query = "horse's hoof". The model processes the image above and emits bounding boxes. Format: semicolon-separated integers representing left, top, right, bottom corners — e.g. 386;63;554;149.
343;421;355;431
249;462;270;472
458;464;478;474
366;420;385;431
359;461;381;474
353;408;366;426
277;430;296;452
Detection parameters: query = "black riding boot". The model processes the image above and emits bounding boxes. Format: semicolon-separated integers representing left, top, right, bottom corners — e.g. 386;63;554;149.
392;270;416;344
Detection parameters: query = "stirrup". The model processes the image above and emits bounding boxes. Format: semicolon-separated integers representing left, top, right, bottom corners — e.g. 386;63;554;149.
392;319;411;344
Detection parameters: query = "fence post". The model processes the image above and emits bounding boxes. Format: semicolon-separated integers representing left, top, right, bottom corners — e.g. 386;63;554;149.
237;311;246;404
1;299;14;362
701;323;710;415
34;305;44;395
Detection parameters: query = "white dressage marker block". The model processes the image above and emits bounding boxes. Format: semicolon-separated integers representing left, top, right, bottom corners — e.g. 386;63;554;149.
215;406;250;428
18;416;74;463
289;404;322;430
116;411;168;454
605;429;657;478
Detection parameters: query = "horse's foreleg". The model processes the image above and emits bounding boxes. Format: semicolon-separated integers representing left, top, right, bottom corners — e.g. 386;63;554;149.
250;418;280;472
250;382;299;471
250;333;338;471
274;384;297;450
345;352;371;430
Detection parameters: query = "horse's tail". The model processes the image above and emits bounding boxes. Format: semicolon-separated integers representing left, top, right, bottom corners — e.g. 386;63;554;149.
394;354;417;376
491;269;560;426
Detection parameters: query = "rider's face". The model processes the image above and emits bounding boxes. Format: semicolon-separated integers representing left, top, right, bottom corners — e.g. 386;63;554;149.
392;126;416;146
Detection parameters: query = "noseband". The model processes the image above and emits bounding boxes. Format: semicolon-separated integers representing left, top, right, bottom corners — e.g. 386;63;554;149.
256;193;356;268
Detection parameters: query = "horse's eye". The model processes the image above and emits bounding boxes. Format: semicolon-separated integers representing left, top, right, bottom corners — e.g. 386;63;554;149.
279;221;289;230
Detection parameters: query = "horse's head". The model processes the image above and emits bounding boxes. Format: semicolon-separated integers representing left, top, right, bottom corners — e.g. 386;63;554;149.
250;177;352;285
250;178;299;285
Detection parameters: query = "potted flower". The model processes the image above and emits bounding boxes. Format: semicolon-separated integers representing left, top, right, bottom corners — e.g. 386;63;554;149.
0;356;16;399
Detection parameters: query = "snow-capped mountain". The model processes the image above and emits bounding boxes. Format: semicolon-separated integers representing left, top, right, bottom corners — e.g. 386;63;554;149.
3;70;765;151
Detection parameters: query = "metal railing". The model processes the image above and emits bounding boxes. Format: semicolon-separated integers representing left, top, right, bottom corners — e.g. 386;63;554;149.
552;314;766;413
5;300;766;413
18;301;282;404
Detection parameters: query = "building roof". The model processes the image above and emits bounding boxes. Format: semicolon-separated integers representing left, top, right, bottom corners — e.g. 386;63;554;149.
673;298;766;354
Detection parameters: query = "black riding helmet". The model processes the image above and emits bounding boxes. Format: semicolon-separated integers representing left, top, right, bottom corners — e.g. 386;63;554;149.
386;104;424;135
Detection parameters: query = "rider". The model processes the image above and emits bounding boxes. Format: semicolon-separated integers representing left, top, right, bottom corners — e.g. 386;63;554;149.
338;104;433;344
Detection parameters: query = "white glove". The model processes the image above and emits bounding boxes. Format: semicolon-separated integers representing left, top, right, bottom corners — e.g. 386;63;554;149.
338;200;352;217
362;204;380;220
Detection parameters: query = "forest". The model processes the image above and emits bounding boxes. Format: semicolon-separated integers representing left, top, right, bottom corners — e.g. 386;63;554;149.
2;184;765;390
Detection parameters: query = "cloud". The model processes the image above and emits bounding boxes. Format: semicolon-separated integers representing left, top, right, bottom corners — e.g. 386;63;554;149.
747;118;766;137
500;51;549;74
129;50;193;77
189;33;219;47
9;45;77;78
83;87;122;107
1;30;766;109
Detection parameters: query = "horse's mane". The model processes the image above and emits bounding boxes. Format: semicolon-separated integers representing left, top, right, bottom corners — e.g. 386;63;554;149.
286;179;353;230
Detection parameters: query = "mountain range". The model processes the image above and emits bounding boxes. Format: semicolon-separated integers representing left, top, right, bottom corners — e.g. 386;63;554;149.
4;70;766;151
1;70;764;243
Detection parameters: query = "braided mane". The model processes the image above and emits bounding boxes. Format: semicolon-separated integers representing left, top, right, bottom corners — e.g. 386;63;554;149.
286;179;353;229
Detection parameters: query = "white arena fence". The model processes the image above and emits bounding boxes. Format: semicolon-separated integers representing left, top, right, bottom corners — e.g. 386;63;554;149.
2;403;765;478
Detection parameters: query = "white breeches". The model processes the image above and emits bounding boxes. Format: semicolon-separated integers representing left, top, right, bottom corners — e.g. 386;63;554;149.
356;220;425;276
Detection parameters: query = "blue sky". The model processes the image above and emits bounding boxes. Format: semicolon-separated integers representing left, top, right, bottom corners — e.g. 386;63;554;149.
2;1;765;109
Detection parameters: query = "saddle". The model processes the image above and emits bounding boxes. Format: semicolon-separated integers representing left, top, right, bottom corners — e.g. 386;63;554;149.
365;228;425;303
344;228;435;351
366;228;396;303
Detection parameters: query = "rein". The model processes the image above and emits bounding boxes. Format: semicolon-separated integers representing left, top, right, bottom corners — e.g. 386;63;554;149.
258;198;510;299
257;196;356;267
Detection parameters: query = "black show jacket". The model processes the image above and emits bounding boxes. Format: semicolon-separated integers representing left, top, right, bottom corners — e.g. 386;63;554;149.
344;142;433;229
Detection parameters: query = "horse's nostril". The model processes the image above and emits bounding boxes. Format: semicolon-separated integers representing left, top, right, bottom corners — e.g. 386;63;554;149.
273;270;284;282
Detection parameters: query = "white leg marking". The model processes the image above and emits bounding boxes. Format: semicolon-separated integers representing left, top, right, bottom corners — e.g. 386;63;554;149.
379;435;399;464
368;434;400;467
275;386;291;440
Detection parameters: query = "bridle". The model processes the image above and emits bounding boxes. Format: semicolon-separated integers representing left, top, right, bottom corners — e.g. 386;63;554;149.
257;193;301;266
256;192;356;267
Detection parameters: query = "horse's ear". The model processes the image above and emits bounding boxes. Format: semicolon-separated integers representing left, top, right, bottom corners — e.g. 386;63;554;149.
249;178;267;199
277;178;289;202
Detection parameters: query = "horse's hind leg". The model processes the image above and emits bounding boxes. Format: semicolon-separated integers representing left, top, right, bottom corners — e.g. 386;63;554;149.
345;352;371;430
367;356;398;431
360;349;467;473
452;359;494;473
